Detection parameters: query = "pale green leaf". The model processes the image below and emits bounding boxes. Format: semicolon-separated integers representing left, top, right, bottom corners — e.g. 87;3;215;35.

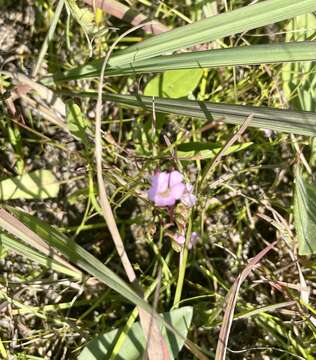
282;14;316;112
294;174;316;255
66;100;91;146
0;232;81;279
177;142;252;160
0;170;59;200
79;306;193;360
2;207;153;315
65;0;95;35
144;69;203;98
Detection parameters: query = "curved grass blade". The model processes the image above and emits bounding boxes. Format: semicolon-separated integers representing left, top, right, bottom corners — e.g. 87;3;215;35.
68;92;316;137
52;0;316;81
0;207;153;314
0;232;82;279
57;41;316;80
0;208;209;359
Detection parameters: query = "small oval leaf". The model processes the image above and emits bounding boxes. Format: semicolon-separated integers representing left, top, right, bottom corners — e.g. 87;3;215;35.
0;170;59;200
144;69;203;98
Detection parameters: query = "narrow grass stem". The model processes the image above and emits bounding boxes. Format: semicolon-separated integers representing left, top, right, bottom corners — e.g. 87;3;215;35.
173;212;192;309
32;0;65;77
199;114;252;190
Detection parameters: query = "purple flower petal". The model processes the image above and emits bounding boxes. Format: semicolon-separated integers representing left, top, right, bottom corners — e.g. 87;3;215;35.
155;172;170;192
169;171;183;187
148;172;169;201
154;194;176;207
170;183;185;200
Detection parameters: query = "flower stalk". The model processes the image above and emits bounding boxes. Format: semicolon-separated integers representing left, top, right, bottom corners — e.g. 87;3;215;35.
173;211;192;308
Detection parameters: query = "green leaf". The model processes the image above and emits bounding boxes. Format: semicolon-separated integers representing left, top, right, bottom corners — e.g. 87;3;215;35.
177;142;252;160
144;69;203;98
2;207;154;315
65;0;95;35
55;41;316;80
68;92;316;137
54;0;316;81
0;232;81;279
0;170;60;200
282;14;316;112
294;174;316;255
78;306;193;360
66;100;91;146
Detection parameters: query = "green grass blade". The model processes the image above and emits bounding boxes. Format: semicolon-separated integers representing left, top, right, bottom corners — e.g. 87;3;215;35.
54;0;316;81
294;173;316;255
1;207;153;314
68;92;316;136
57;41;316;80
0;232;82;279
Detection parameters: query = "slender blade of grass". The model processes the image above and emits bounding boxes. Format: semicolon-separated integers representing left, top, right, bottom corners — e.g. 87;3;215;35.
67;92;316;136
53;0;316;81
56;41;316;80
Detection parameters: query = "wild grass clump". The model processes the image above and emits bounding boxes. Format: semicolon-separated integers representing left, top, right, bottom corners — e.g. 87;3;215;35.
0;0;316;359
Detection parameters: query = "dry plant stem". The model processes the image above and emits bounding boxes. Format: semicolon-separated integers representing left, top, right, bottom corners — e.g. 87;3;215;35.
84;0;168;34
95;22;169;360
200;114;253;190
215;241;277;360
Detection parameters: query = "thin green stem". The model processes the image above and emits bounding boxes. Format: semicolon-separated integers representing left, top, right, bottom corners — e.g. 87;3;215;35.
173;212;192;309
32;0;65;77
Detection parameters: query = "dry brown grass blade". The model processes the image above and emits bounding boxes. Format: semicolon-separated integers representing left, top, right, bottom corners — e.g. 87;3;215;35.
94;23;169;360
84;0;168;34
0;208;82;276
215;241;277;360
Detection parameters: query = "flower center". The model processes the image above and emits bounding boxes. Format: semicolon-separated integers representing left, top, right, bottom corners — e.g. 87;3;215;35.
158;188;171;198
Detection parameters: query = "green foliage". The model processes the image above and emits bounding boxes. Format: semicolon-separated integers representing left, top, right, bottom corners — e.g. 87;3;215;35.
57;0;316;81
3;0;316;358
57;41;316;79
144;69;203;98
65;0;95;35
2;208;153;314
79;93;316;136
177;142;252;160
282;13;316;112
0;170;60;200
294;174;316;255
66;100;91;147
79;307;193;360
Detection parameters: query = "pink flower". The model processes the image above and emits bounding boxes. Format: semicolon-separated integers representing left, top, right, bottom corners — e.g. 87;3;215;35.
174;233;185;245
173;231;199;249
148;171;186;207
